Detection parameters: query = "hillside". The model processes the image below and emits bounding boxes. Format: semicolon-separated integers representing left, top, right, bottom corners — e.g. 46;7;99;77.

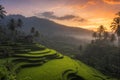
1;15;92;55
1;15;92;37
0;42;116;80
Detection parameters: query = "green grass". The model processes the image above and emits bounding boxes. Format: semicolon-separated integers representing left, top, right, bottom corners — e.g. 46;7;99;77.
17;56;116;80
13;50;57;58
0;43;118;80
29;48;50;54
17;56;77;80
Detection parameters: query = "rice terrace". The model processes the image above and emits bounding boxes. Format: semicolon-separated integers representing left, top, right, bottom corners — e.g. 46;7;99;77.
0;42;116;80
0;0;120;80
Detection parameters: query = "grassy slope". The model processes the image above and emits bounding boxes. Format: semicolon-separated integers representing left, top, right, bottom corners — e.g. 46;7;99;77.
17;56;116;80
0;43;117;80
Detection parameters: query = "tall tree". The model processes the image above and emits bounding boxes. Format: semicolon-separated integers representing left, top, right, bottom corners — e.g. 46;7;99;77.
17;18;23;28
8;18;16;32
0;5;6;19
0;5;6;43
110;12;120;46
16;19;23;36
97;25;105;40
8;18;16;41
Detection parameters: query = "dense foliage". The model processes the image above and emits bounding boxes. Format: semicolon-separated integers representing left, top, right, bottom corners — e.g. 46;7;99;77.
78;42;120;78
77;12;120;79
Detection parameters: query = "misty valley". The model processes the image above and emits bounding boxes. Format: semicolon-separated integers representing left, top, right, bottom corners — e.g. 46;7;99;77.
0;1;120;80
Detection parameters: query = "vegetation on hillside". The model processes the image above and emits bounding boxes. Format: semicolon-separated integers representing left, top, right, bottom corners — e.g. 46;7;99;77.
77;12;120;79
0;4;119;80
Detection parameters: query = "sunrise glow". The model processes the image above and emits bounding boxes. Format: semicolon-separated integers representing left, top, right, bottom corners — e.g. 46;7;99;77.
1;0;120;31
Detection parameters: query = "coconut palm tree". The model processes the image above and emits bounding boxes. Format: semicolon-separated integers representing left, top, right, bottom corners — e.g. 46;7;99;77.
97;25;106;40
0;5;6;43
110;12;120;46
8;18;16;32
17;18;23;28
8;18;16;41
0;5;6;19
16;19;23;36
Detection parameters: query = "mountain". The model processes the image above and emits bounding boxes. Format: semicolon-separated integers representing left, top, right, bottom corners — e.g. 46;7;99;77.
2;15;92;38
1;14;93;55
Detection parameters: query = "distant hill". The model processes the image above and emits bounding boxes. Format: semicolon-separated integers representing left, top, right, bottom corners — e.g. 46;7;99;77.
1;14;93;55
2;14;92;38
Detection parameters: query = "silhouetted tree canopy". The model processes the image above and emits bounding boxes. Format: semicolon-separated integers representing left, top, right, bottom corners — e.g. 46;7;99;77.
0;5;6;19
110;12;120;46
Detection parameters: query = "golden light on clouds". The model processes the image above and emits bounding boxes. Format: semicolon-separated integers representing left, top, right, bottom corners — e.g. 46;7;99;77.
2;0;120;31
103;0;120;4
53;17;113;31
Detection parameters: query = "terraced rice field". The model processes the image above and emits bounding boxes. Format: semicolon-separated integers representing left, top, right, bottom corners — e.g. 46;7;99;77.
0;42;117;80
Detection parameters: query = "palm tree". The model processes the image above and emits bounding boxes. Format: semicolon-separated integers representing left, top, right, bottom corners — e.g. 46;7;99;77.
27;27;35;42
98;25;105;33
8;18;16;41
8;18;16;32
16;19;23;36
0;5;6;19
0;5;6;43
97;25;105;40
17;18;23;28
110;12;120;46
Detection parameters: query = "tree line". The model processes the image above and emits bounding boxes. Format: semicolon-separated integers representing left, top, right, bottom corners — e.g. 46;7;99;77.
0;5;40;43
77;12;120;78
92;12;120;46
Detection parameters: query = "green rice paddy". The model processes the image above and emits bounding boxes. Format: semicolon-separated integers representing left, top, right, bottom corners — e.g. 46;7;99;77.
0;42;117;80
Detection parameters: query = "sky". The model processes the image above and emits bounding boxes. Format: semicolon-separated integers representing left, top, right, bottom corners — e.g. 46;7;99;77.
0;0;120;31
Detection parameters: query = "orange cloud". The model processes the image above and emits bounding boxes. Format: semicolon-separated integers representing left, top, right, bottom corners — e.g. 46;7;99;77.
103;0;120;4
68;0;97;9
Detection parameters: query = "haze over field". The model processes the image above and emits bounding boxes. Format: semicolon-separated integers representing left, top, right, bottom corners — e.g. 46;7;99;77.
0;0;120;80
1;0;120;30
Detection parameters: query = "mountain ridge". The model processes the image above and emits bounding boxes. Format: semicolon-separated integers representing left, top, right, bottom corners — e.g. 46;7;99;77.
2;14;92;37
1;14;92;55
